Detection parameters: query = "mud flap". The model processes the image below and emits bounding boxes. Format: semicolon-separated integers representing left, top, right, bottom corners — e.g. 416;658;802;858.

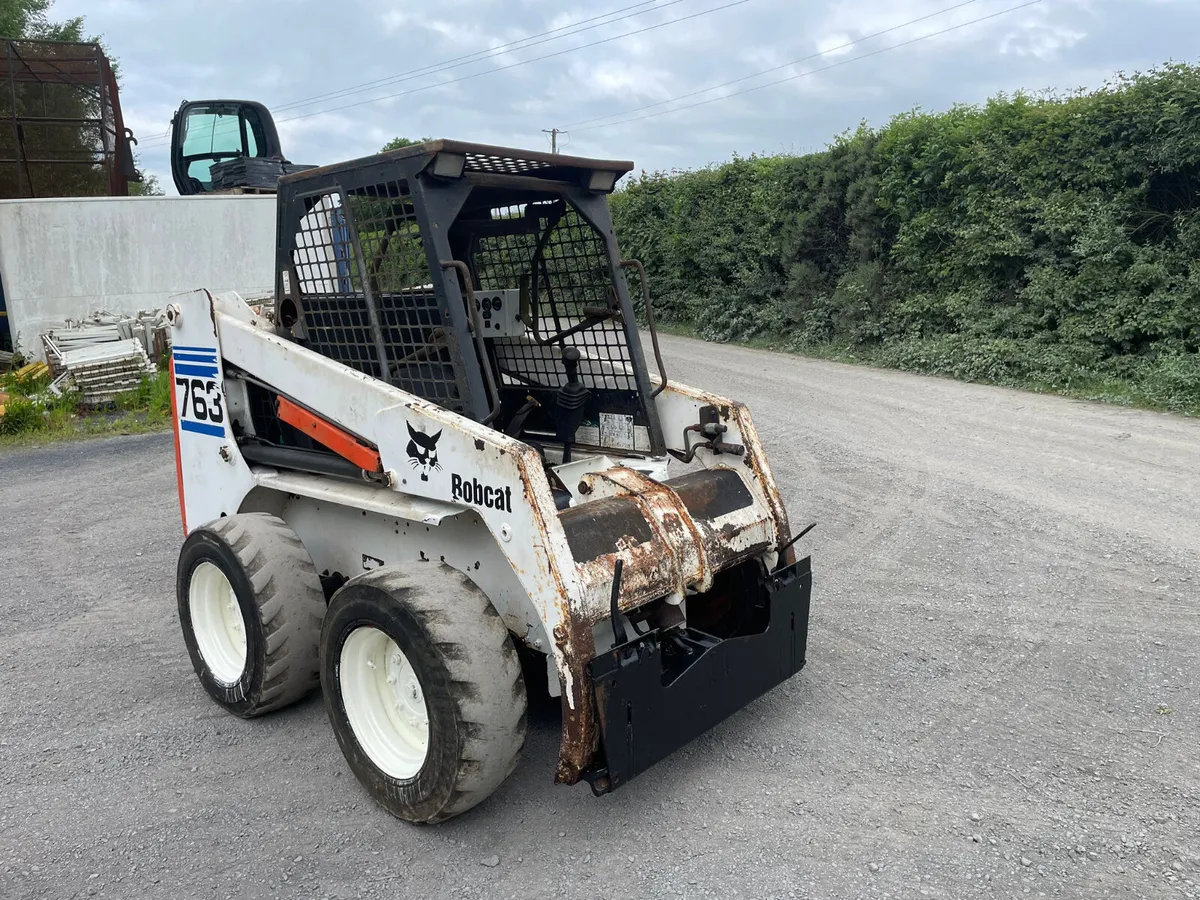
584;556;812;793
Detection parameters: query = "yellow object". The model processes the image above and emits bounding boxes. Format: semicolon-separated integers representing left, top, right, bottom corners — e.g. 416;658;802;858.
15;361;48;382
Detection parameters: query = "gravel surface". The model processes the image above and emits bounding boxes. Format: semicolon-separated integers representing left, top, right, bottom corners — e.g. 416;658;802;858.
2;333;1198;899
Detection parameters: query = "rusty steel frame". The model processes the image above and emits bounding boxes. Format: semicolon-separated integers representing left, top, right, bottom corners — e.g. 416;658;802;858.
1;38;135;198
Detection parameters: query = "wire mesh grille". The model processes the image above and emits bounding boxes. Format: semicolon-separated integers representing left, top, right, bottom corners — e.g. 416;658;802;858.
464;151;551;175
289;184;467;412
245;382;314;449
291;191;383;379
472;203;635;392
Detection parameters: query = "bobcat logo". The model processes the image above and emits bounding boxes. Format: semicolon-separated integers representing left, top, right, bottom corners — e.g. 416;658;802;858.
406;422;442;481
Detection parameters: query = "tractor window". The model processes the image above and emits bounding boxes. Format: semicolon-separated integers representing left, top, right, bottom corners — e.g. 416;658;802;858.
171;100;284;195
186;157;215;185
287;186;466;414
180;110;242;159
177;104;270;191
450;194;657;451
274;147;662;450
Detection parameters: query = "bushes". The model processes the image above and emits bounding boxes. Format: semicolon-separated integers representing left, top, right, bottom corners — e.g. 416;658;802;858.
0;396;43;435
0;366;81;436
610;62;1200;413
1137;351;1200;412
0;365;172;440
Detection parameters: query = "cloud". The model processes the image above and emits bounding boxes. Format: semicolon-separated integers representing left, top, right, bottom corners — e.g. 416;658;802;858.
44;0;1200;189
818;33;856;58
381;11;408;35
1001;22;1087;58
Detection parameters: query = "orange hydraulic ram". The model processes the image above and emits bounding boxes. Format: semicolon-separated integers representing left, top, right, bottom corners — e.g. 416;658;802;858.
276;396;383;473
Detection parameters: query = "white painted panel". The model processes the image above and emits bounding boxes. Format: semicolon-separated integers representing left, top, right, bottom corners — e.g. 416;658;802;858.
0;195;276;356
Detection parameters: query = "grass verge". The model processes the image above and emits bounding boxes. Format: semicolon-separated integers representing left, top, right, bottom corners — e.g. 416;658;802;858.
0;363;173;447
654;323;1200;418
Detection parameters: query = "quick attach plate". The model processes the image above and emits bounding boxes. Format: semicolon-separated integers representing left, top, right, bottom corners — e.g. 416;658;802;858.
584;556;812;793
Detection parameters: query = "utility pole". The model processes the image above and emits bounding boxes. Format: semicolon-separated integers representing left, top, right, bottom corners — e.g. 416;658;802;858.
541;127;563;154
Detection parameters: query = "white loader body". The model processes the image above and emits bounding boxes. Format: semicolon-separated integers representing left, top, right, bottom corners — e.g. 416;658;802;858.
169;139;811;812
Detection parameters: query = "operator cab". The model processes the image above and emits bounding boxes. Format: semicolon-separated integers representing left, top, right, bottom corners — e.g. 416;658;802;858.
257;140;668;484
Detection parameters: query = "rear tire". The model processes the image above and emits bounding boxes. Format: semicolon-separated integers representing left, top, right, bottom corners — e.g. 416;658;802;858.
321;564;527;824
177;513;325;717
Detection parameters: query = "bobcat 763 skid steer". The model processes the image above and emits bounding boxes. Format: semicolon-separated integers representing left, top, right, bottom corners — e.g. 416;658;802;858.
169;140;813;823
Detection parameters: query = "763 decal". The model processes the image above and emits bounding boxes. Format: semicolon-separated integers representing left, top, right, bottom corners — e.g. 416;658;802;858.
172;345;227;438
176;377;225;425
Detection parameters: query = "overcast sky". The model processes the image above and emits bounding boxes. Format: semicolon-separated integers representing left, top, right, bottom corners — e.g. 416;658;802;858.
52;0;1200;193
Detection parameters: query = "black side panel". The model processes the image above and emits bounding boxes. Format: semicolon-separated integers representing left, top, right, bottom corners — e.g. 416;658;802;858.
586;556;812;793
242;382;315;449
0;273;10;352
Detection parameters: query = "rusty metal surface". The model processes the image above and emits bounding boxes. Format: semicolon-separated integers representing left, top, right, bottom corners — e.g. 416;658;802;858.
558;496;653;561
727;402;792;553
562;464;776;621
655;381;793;560
510;449;599;785
2;39;135;198
668;467;754;519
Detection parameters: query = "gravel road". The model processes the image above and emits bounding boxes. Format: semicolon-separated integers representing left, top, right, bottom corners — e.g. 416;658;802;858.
2;333;1198;900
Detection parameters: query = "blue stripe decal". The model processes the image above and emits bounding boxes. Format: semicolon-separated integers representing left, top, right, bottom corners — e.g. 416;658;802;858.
174;344;219;353
172;352;218;363
180;420;225;438
174;363;219;378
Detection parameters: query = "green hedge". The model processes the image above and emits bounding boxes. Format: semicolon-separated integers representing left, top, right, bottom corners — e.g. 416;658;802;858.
610;63;1200;412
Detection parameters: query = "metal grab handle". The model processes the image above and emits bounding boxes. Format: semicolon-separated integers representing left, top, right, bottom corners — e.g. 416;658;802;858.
440;260;502;425
774;521;817;572
620;259;668;396
610;559;627;648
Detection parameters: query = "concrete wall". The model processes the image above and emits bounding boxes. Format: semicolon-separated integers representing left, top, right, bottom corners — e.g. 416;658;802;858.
0;194;276;356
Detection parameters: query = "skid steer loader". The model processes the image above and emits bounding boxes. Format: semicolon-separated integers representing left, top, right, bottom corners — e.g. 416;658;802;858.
168;140;813;823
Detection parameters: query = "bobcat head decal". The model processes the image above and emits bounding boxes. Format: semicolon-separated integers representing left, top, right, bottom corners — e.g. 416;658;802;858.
406;422;442;481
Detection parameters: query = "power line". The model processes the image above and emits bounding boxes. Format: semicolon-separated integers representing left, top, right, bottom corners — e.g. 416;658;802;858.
268;0;672;114
137;0;717;148
566;0;988;128
571;0;1046;133
273;0;750;125
137;0;667;142
542;127;567;153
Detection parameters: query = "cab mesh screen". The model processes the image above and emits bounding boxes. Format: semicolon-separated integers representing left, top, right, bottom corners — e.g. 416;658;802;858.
471;202;635;392
290;184;466;412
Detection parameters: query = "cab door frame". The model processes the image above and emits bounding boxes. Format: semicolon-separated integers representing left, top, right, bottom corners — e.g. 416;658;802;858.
170;99;283;195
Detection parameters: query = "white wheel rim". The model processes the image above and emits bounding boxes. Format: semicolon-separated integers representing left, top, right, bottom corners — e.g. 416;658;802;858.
340;626;430;780
188;561;248;686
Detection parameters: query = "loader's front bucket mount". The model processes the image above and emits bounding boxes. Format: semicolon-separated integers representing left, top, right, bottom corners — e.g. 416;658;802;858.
582;555;812;794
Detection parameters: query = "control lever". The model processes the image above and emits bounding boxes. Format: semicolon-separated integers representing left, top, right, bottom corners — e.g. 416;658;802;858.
555;346;590;463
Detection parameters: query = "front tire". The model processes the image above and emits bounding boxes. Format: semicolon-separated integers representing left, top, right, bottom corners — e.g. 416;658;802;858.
176;513;325;717
321;564;527;824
